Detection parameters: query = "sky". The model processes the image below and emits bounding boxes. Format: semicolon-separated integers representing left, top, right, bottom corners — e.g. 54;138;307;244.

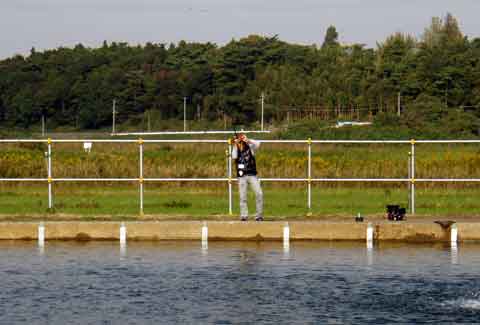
1;0;480;59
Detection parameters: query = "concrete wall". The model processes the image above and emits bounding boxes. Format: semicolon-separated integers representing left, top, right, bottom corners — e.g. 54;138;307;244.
374;222;449;242
0;221;478;242
0;222;37;240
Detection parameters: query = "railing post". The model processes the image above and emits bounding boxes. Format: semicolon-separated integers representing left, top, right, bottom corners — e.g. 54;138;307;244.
408;151;411;211
228;140;233;216
138;138;144;215
47;138;53;210
410;139;415;215
307;138;312;213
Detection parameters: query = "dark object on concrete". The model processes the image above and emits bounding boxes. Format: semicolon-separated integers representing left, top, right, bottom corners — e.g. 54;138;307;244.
434;220;456;229
355;213;364;222
387;205;406;221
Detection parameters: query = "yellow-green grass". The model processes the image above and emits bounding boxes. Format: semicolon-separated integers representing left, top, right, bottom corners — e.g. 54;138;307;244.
1;142;480;184
0;183;479;220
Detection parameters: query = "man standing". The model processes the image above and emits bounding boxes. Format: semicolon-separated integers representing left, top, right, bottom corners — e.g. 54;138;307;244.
232;133;263;221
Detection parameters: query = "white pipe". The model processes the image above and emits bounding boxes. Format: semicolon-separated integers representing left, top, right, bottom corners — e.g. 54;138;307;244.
283;222;290;250
139;143;144;215
51;178;139;182
367;223;374;243
38;222;45;246
146;178;230;182
311;140;410;144
451;223;458;243
262;178;410;182
415;140;480;143
0;179;49;181
415;179;480;182
228;143;233;215
307;142;312;210
408;152;412;212
54;139;137;143
5;177;480;183
7;177;480;183
114;130;271;136
202;222;208;250
3;139;480;144
120;222;127;245
202;222;208;241
0;140;47;143
142;139;227;143
261;140;410;144
47;143;52;209
411;142;415;215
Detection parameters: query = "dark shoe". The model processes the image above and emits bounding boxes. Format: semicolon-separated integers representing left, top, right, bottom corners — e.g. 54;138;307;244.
255;216;264;221
241;216;248;221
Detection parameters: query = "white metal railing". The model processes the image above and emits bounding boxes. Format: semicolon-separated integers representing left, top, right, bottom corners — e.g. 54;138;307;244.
2;138;480;215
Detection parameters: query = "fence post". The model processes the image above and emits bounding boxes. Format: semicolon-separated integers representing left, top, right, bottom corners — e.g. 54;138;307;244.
228;140;233;216
307;138;312;213
138;138;144;215
410;139;415;215
408;151;411;211
47;138;53;210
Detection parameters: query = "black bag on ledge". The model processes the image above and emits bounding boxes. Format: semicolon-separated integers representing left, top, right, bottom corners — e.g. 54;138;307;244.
386;205;406;221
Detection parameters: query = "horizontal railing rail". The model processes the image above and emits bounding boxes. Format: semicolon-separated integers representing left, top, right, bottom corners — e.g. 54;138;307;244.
3;139;480;143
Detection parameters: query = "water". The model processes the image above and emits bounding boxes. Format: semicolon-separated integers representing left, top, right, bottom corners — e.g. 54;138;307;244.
1;241;480;324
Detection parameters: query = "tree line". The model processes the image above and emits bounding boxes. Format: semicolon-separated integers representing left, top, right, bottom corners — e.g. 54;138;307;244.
0;13;479;134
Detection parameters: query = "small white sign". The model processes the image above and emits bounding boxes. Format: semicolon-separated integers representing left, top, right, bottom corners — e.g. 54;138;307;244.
83;142;92;153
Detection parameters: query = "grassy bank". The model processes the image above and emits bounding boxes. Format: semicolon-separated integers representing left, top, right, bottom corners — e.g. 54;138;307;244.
0;184;479;219
2;132;480;219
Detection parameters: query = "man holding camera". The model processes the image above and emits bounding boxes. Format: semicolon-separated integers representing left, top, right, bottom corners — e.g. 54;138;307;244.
232;133;263;221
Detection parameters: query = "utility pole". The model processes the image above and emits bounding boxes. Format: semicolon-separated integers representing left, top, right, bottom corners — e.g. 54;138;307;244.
41;115;45;137
261;92;265;131
183;97;187;132
445;88;448;108
397;92;401;117
112;99;116;134
445;82;448;108
147;110;151;132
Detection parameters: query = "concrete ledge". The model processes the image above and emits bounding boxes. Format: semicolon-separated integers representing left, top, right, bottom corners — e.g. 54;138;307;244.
208;222;283;240
0;221;479;242
290;222;368;240
128;222;202;240
457;223;480;241
374;222;449;242
46;222;119;240
0;222;37;240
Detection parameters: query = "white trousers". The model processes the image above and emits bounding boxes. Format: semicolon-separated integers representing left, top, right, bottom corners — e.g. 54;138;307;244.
238;175;263;219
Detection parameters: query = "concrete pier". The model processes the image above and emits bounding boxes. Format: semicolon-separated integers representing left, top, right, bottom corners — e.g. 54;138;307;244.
0;221;479;242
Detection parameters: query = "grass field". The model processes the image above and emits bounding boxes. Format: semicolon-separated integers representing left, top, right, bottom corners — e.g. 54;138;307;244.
1;183;479;220
2;141;480;182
